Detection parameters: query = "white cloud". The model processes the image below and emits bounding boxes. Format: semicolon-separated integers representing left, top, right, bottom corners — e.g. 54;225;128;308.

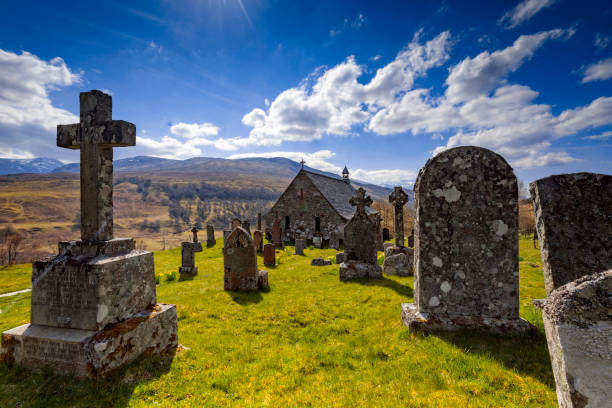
370;54;382;61
581;58;612;83
445;29;568;103
583;130;612;141
594;34;610;49
498;0;557;29
228;150;417;186
0;49;81;159
169;122;219;138
240;31;452;148
330;13;366;37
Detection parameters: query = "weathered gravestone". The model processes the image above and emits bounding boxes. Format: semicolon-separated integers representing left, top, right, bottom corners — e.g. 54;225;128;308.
179;226;203;276
383;186;412;276
401;146;533;333
223;230;231;248
382;228;390;242
541;270;612;408
1;90;177;377
271;216;282;247
312;258;332;266
242;220;251;235
223;227;268;291
256;212;262;231
339;188;382;281
313;236;323;249
408;230;414;248
329;230;340;250
231;218;241;230
336;252;344;264
263;243;275;267
530;172;612;296
253;230;263;253
374;213;384;251
206;225;216;247
295;238;306;255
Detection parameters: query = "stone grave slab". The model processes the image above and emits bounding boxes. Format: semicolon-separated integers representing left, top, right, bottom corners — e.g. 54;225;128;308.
223;227;268;291
530;172;612;295
401;146;533;334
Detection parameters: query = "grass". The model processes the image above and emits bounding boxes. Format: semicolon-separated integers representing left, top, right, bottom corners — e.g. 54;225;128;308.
0;235;555;407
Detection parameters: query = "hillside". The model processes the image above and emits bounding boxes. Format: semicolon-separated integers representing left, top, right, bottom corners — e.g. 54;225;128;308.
0;157;64;175
0;157;393;262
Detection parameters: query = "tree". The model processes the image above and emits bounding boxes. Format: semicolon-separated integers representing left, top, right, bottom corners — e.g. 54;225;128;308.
0;226;24;265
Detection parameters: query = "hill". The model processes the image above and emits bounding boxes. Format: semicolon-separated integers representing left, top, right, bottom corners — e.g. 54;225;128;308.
0;157;64;175
0;157;394;262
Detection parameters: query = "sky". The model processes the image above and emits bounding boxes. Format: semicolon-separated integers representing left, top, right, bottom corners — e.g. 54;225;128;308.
0;0;611;187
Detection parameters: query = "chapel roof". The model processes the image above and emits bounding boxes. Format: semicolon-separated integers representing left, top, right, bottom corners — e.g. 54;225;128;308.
301;170;377;219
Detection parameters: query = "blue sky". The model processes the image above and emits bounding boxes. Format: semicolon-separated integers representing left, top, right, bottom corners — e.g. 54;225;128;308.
0;0;611;186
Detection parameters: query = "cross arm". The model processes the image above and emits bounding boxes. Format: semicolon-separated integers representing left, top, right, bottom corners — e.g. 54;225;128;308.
56;120;136;149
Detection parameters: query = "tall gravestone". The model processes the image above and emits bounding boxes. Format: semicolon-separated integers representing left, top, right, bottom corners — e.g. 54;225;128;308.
263;243;276;267
223;230;231;248
530;173;612;295
256;212;262;231
1;90;178;377
329;230;339;250
223;227;268;291
383;186;413;276
339;188;382;281
271;216;282;247
401;146;533;333
253;230;263;253
206;225;216;247
295;238;306;255
179;226;202;277
382;228;390;242
242;220;251;235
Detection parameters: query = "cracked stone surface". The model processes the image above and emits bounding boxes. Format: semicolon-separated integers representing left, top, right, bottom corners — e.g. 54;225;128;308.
530;172;612;296
383;246;413;276
404;146;529;333
2;304;178;378
541;271;612;408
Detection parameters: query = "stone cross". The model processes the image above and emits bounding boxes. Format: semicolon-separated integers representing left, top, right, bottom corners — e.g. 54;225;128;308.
257;212;262;231
389;186;409;247
349;187;372;216
57;90;135;242
191;226;199;243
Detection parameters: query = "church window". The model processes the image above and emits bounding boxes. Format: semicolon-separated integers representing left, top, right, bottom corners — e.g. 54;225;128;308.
315;217;321;232
285;216;291;230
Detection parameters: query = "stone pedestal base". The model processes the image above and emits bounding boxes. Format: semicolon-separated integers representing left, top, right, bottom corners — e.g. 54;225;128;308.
311;258;332;266
179;266;198;276
206;239;216;248
383;246;413;276
1;304;178;378
339;260;382;281
401;303;535;335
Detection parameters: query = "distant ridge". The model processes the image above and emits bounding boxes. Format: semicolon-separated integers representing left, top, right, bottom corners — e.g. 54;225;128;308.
0;157;65;175
50;155;397;199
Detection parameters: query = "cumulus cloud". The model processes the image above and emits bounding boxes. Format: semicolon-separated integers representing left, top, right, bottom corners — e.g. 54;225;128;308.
228;150;417;186
581;58;612;83
498;0;557;29
445;29;568;103
240;31;451;147
136;121;242;159
0;49;81;159
583;130;612;141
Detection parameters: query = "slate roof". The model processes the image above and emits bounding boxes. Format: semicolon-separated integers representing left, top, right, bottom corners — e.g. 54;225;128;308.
302;170;377;219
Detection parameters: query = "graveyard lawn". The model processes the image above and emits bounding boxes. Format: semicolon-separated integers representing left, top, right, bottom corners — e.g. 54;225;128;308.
0;235;555;407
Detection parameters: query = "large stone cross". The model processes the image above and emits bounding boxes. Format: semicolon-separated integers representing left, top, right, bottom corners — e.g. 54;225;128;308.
349;187;373;216
57;90;135;242
389;186;409;247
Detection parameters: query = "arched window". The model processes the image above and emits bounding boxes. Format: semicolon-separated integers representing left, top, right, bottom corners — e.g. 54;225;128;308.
315;217;321;232
285;215;291;230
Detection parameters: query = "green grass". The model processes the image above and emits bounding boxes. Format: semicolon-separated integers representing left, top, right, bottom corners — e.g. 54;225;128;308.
0;264;31;295
0;235;555;407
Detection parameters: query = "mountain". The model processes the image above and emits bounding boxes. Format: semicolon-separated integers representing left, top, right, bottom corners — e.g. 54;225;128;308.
51;155;397;200
0;157;65;175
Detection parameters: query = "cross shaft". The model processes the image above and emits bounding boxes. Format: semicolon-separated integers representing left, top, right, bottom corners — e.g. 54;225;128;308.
57;90;135;242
